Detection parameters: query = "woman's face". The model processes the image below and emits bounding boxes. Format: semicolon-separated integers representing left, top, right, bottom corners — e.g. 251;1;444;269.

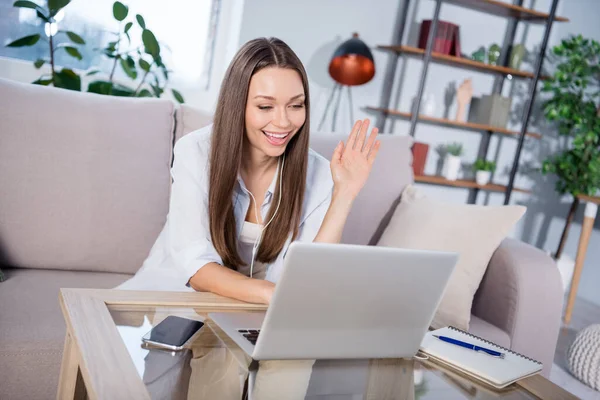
245;67;306;159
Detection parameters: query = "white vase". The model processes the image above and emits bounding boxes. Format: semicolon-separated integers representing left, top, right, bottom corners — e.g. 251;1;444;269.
475;170;492;185
443;155;461;181
422;94;436;116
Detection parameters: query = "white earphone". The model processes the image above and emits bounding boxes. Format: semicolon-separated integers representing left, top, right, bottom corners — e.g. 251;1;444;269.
244;154;285;278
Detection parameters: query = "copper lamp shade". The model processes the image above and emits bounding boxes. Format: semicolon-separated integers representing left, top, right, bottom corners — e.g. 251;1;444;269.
328;33;375;86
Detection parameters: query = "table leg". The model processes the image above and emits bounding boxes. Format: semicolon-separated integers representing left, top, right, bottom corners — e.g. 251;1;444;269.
57;332;86;400
564;202;597;324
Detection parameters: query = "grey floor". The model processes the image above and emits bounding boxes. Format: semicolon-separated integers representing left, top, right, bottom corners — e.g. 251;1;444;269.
550;296;600;399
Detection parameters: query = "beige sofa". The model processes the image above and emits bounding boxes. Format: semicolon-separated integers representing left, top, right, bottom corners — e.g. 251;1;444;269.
0;78;563;399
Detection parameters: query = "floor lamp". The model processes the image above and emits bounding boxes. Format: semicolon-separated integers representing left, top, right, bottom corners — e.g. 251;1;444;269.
318;33;375;131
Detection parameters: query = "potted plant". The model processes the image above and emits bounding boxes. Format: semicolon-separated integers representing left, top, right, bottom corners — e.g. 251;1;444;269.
442;142;463;181
6;0;185;102
540;35;600;289
473;159;496;185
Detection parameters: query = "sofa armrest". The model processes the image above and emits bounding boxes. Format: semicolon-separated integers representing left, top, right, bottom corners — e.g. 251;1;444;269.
472;238;563;377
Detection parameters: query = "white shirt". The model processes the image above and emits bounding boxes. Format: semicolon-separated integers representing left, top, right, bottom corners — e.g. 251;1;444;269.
117;124;333;291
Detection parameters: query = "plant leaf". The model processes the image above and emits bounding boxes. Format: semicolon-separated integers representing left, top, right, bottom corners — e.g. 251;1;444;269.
138;58;151;72
13;1;44;12
32;77;52;85
124;21;133;34
142;29;160;58
86;68;101;76
34;58;45;68
136;88;153;97
171;88;184;104
36;10;50;22
66;31;85;44
6;34;40;47
111;83;136;97
88;80;113;95
62;46;83;60
113;1;128;21
136;14;146;29
54;68;81;91
48;0;70;17
119;56;137;79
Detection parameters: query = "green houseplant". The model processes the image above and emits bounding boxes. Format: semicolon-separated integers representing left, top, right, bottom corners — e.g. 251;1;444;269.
86;1;184;102
473;158;496;186
541;35;600;197
6;0;86;90
541;35;600;259
442;142;463;181
5;0;184;102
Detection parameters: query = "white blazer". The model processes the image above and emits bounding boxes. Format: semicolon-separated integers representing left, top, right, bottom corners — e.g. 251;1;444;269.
118;125;334;291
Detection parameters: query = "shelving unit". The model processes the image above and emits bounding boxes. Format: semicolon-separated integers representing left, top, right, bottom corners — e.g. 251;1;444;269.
415;174;531;193
370;0;567;204
377;45;544;79
366;106;541;139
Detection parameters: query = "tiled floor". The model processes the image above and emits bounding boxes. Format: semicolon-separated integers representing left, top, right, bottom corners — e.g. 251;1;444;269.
550;296;600;399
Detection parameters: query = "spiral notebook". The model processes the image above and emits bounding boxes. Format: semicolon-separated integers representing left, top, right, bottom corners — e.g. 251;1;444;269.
419;327;543;389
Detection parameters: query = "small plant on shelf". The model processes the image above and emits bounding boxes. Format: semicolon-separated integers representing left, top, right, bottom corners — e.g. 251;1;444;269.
442;142;463;181
473;158;496;186
446;142;464;157
473;158;496;172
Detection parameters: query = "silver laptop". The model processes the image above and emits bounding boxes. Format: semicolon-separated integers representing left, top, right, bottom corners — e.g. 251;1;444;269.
209;242;457;360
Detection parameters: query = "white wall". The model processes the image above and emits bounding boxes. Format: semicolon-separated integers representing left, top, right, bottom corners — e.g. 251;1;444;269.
236;0;600;305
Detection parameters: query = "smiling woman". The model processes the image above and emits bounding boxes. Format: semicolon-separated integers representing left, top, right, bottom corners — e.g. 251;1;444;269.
117;37;381;306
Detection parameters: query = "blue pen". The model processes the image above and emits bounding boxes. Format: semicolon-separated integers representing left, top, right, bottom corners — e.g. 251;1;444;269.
433;335;505;358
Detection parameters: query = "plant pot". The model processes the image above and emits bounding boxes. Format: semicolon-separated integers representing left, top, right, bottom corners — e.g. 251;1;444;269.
443;155;461;181
475;170;492;186
411;142;429;176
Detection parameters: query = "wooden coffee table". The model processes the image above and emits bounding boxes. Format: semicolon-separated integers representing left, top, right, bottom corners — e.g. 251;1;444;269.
57;289;577;399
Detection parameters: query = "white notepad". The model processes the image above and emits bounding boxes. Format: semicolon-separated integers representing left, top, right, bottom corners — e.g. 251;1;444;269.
419;327;543;389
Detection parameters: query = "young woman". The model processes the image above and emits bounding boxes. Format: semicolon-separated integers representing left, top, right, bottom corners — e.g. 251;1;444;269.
118;37;381;304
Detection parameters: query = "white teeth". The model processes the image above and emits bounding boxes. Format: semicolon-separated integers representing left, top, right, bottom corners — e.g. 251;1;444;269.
264;131;289;139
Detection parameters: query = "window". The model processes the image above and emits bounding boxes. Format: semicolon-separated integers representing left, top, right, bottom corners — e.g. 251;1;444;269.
0;0;219;85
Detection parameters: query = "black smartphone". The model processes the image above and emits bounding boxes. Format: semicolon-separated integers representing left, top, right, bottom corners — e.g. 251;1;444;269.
141;316;204;351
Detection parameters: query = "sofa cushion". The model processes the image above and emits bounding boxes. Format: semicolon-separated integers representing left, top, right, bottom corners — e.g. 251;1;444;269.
377;185;525;331
0;268;131;400
309;133;413;245
174;104;213;142
0;78;174;274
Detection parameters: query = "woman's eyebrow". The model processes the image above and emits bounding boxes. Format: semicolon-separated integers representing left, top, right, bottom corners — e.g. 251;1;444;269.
254;94;305;100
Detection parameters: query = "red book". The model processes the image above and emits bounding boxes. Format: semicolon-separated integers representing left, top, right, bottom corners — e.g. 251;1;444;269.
418;20;458;56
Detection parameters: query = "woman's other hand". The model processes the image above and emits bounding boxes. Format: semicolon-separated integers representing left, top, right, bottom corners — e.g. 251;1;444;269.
330;118;380;201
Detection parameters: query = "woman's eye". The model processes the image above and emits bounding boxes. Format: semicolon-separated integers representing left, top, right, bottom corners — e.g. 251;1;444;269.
291;104;305;109
258;106;273;110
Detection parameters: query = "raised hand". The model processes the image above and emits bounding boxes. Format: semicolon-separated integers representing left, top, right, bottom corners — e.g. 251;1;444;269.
330;118;381;200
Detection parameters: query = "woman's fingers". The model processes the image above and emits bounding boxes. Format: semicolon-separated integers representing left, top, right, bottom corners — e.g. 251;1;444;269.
354;119;370;151
368;140;381;165
363;127;379;154
345;120;362;154
331;140;344;163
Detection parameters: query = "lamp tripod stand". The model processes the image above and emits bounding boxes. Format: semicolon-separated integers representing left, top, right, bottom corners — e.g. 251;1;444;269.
318;84;354;131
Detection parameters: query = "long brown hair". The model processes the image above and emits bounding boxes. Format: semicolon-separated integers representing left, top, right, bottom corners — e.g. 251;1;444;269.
209;37;310;268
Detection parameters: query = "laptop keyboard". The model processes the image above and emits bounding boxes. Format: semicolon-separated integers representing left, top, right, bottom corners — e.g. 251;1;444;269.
237;329;260;345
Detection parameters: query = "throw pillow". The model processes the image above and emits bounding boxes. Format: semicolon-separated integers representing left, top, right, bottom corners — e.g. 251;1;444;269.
377;185;526;331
